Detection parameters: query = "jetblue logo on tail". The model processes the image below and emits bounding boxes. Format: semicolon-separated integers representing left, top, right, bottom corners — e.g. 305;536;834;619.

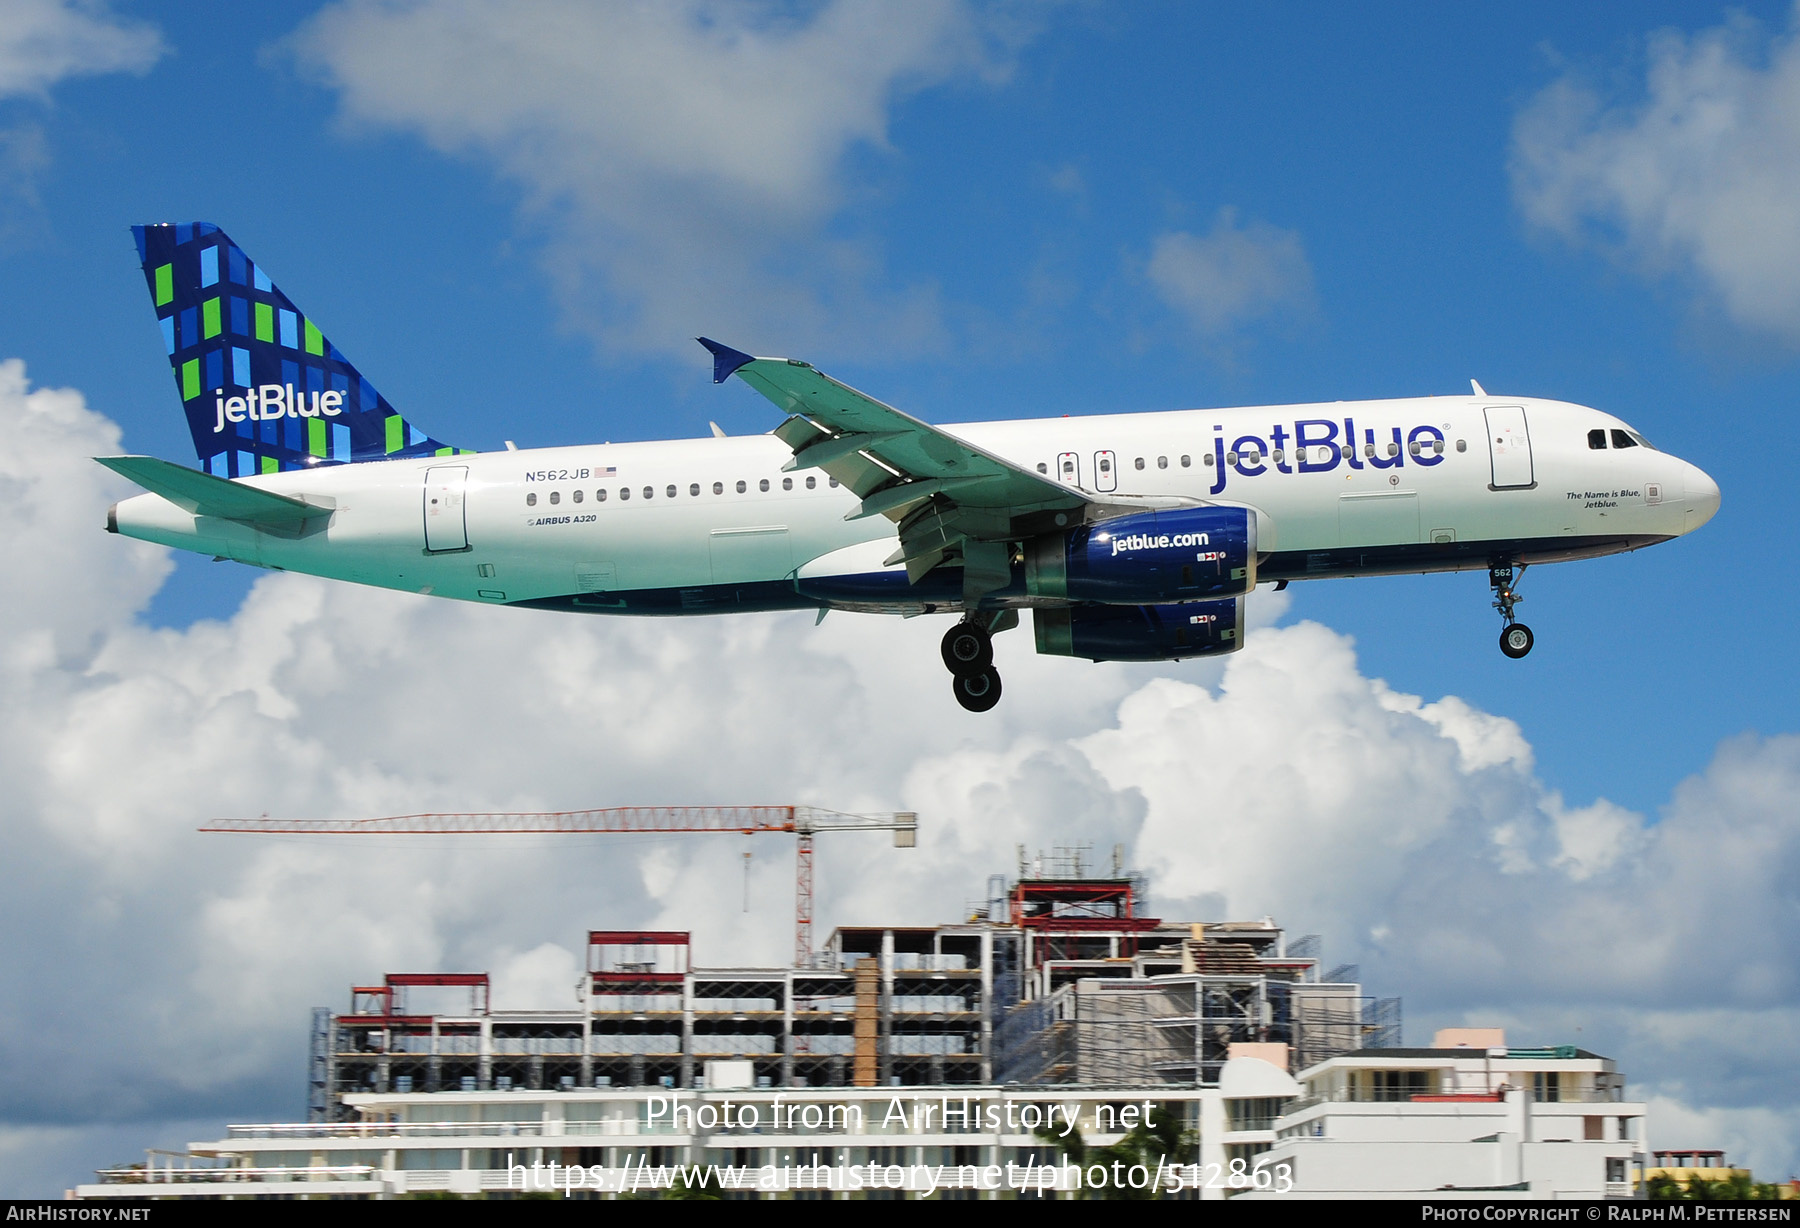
214;386;346;432
135;222;465;475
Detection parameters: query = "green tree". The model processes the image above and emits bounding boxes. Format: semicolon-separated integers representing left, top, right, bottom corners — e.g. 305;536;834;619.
1035;1102;1196;1200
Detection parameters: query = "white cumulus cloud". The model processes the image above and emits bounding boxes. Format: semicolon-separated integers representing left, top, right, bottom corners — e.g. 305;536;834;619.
1145;208;1315;338
1512;6;1800;344
1;361;1796;1190
288;0;1025;360
0;0;162;101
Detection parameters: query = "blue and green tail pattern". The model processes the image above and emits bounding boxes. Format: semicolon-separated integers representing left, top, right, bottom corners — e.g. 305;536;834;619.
133;222;469;477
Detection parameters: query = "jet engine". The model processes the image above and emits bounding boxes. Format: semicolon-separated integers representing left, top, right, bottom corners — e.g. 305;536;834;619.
1033;597;1245;662
1023;506;1255;605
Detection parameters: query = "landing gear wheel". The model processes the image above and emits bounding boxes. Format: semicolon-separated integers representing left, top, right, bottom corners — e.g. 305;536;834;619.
941;621;993;676
1499;623;1534;659
952;667;1003;712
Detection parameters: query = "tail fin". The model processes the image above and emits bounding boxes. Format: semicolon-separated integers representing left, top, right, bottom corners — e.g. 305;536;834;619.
132;223;468;477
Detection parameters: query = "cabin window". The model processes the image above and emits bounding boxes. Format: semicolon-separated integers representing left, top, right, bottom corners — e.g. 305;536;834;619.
782;477;793;490
1433;440;1444;455
525;492;537;507
713;481;724;495
1611;429;1637;450
1364;442;1375;458
663;485;674;498
1036;462;1048;474
1341;444;1353;459
1158;456;1169;469
690;483;700;496
549;491;560;505
596;489;607;502
1271;449;1283;464
806;476;817;489
1407;441;1420;457
572;489;583;503
1134;457;1145;470
736;480;747;493
643;486;654;499
829;477;839;487
1456;439;1467;452
1225;451;1238;464
619;487;629;500
1203;452;1214;465
1588;429;1607;450
759;478;770;492
1387;442;1400;457
1180;455;1191;467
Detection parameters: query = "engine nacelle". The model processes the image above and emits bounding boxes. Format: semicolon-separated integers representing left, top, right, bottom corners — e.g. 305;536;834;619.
1033;598;1245;662
1024;506;1256;605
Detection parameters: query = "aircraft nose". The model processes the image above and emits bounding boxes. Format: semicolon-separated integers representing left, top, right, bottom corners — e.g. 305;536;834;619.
1684;463;1720;533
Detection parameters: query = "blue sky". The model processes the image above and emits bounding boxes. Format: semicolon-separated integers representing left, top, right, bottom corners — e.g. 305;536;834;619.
1;0;1797;1195
4;1;1787;810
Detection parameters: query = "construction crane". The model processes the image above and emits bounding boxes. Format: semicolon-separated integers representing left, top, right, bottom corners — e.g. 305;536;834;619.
201;805;917;965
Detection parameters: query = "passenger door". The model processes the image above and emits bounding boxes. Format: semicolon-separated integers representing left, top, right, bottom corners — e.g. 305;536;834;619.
422;466;469;552
1484;406;1534;489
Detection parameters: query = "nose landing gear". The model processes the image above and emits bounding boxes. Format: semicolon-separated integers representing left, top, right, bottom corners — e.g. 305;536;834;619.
1491;564;1534;659
942;612;1015;711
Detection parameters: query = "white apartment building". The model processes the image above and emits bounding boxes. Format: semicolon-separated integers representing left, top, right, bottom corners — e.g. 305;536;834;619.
74;1053;1301;1201
1241;1028;1647;1200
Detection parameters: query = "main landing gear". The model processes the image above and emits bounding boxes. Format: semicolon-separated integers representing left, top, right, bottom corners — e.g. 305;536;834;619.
1490;564;1534;659
942;614;1013;712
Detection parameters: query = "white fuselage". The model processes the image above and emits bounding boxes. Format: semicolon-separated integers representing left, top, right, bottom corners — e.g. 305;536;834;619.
109;395;1719;613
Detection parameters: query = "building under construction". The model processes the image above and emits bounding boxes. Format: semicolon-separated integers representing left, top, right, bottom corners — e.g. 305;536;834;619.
313;847;1399;1118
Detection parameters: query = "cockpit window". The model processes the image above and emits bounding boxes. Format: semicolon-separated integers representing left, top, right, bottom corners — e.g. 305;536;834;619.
1611;429;1637;450
1628;430;1656;450
1588;429;1607;450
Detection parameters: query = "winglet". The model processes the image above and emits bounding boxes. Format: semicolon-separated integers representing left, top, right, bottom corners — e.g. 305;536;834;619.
1471;379;1487;396
697;337;756;384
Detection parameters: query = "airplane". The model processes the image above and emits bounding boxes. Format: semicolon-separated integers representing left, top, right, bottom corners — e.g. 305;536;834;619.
102;223;1720;712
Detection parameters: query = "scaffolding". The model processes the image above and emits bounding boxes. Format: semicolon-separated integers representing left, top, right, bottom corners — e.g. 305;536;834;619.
312;847;1401;1115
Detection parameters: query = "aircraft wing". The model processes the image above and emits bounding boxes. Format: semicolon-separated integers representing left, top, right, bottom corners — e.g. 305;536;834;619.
96;455;331;537
698;338;1091;594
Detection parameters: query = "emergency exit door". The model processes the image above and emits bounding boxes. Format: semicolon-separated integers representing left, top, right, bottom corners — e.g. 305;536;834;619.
1094;450;1118;493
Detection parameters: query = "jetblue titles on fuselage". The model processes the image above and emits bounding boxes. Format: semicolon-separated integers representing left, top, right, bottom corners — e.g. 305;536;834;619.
1205;418;1445;494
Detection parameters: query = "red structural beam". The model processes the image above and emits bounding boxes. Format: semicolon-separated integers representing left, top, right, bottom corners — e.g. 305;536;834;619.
386;973;489;988
588;931;690;946
1018;917;1163;932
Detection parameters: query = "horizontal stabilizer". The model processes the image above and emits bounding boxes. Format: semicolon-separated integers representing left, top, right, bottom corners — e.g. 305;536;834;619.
96;455;328;534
